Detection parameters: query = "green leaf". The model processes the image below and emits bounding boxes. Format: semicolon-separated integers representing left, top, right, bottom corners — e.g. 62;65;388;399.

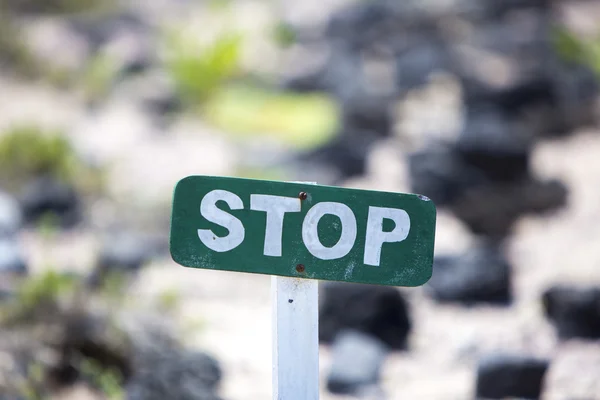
165;30;243;105
202;84;340;149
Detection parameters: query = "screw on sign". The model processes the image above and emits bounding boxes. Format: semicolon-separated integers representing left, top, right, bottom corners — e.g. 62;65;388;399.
169;176;436;399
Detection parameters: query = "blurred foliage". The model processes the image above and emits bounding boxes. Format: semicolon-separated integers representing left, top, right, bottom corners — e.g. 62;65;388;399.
0;125;105;193
203;83;340;148
271;22;297;48
98;271;130;303
0;126;78;181
16;270;76;312
81;53;119;103
0;270;78;324
157;288;181;313
19;362;45;400
0;13;39;78
0;0;115;15
553;27;600;76
234;166;289;181
165;30;243;106
80;357;124;400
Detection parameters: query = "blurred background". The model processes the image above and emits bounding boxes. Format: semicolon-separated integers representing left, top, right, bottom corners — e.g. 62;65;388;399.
0;0;599;399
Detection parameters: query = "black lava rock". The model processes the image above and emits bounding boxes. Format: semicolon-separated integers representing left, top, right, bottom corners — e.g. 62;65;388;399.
0;191;22;238
396;40;452;94
0;239;28;276
89;232;158;287
426;243;512;305
455;107;532;182
297;132;374;182
542;285;600;340
408;144;489;207
450;178;568;238
341;95;393;137
126;350;222;400
19;177;81;228
326;330;389;395
319;282;411;350
475;354;549;399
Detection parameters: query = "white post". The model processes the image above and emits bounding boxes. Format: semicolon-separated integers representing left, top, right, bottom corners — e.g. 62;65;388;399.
272;276;319;400
272;181;319;400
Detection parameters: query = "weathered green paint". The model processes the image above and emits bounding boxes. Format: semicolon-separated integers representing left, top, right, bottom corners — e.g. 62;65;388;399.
169;176;436;287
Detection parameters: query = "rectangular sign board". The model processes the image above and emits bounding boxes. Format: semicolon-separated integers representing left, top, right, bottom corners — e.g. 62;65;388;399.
170;176;436;287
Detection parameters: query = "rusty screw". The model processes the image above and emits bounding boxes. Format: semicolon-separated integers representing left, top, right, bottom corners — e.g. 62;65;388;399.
298;192;308;200
296;264;305;273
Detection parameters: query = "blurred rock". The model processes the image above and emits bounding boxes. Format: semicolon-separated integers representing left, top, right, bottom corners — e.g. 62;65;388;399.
67;11;150;52
103;29;154;80
23;17;90;76
408;144;489;206
450;178;568;237
426;242;512;305
118;70;181;123
319;282;411;350
126;350;222;400
342;95;393;137
456;107;532;182
19;177;81;228
88;232;158;287
475;354;549;399
542;285;600;340
56;311;134;384
547;62;599;137
297;132;373;182
0;191;22;237
0;238;28;276
326;330;389;395
396;40;452;94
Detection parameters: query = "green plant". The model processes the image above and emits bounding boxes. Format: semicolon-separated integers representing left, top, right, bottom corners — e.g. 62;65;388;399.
80;357;124;400
0;126;76;181
165;30;243;106
81;53;119;103
0;14;39;78
271;22;297;48
553;27;600;76
202;83;341;149
16;271;77;313
0;125;104;193
0;0;115;14
0;270;78;324
157;288;182;312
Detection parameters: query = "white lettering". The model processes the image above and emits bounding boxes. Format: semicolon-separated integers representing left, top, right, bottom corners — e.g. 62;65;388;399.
302;202;357;260
198;190;245;252
250;194;301;257
364;207;410;266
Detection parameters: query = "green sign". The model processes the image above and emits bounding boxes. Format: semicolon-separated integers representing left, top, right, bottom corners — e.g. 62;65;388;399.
169;176;436;287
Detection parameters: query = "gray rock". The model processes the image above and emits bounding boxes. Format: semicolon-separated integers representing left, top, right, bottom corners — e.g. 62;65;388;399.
475;354;549;399
408;144;489;207
319;282;411;350
542;285;600;340
0;191;22;237
126;350;222;400
450;178;567;238
426;242;512;305
89;232;163;287
0;239;28;276
456;107;532;182
326;330;389;395
19;177;81;228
